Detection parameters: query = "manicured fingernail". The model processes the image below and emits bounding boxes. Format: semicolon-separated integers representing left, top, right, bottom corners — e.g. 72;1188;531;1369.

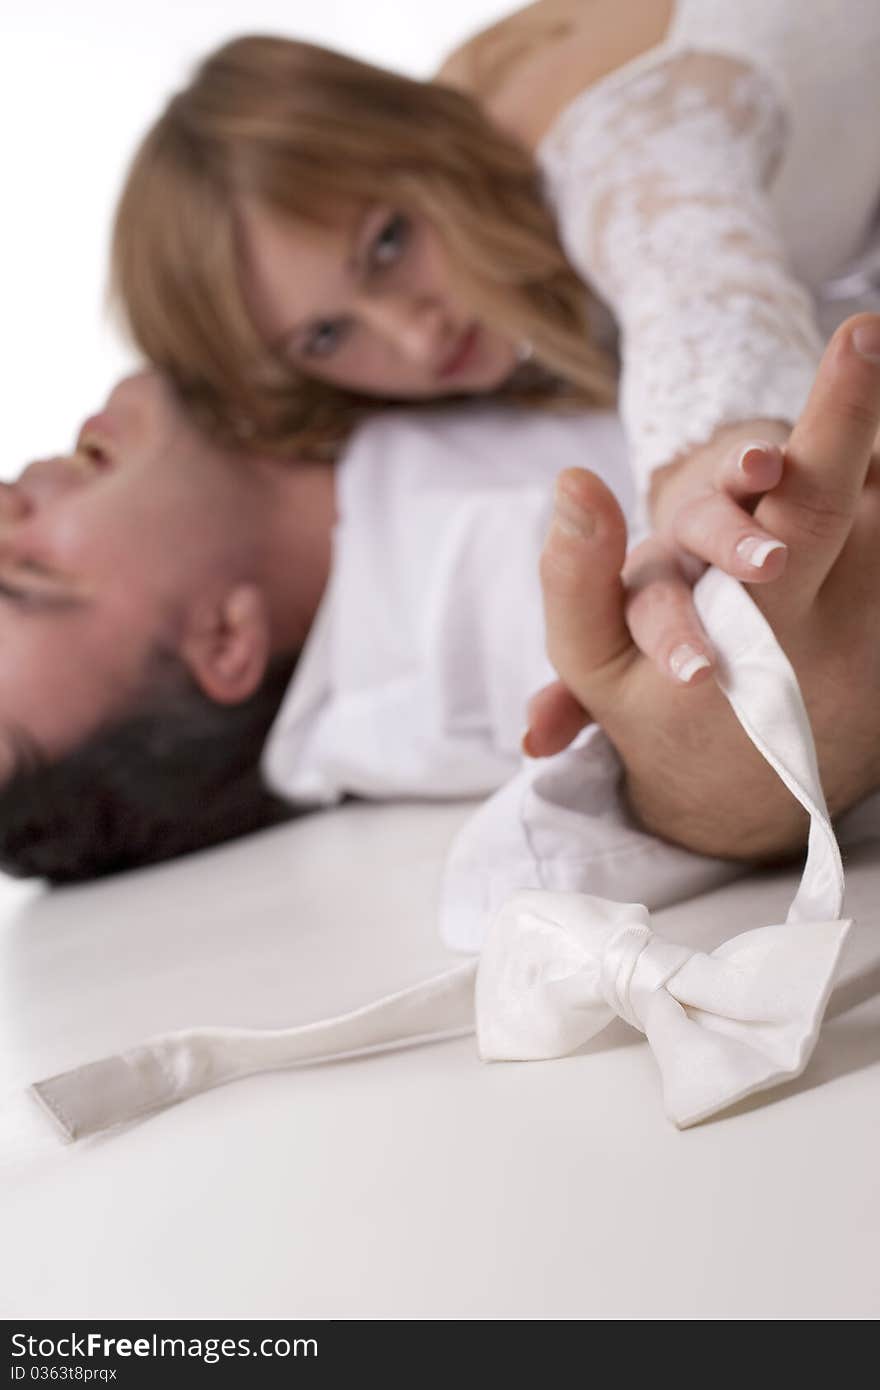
669;643;711;683
553;482;595;538
852;320;880;364
735;535;787;568
737;443;775;473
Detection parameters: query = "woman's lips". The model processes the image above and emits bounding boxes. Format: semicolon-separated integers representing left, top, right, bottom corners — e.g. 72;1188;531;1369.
437;323;481;380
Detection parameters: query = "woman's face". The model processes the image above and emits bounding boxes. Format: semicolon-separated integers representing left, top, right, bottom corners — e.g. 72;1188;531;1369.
237;199;522;399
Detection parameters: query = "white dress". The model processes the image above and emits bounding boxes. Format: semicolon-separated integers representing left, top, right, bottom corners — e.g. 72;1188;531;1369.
262;2;880;946
258;1;880;957
536;0;880;492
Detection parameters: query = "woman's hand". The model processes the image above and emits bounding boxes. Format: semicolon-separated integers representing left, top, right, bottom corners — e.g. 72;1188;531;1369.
630;418;791;684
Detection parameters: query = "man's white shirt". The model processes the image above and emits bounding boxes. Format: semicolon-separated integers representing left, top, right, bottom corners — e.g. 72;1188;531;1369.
262;403;633;806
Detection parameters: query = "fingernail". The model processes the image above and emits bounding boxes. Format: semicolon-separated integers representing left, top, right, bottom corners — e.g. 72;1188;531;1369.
852;320;880;364
553;482;595;538
669;643;712;683
737;443;776;473
735;535;787;569
521;728;537;758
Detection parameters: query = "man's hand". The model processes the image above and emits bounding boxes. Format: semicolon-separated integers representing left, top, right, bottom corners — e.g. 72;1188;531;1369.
530;313;880;860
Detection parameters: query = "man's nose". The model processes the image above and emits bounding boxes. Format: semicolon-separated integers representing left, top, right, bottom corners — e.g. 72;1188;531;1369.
14;455;88;508
360;295;448;366
0;479;33;522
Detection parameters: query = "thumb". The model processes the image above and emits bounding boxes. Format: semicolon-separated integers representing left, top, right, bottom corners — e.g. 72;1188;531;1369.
540;469;633;699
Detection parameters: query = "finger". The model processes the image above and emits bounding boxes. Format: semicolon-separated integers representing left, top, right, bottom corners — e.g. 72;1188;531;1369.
622;536;715;685
818;453;880;614
755;313;880;602
539;469;632;700
717;440;785;504
522;680;592;758
672;489;788;582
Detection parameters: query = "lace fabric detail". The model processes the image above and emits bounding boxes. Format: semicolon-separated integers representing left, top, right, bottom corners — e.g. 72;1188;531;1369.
539;51;824;489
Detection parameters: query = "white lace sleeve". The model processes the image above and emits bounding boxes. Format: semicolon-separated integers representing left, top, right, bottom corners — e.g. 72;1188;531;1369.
539;50;824;491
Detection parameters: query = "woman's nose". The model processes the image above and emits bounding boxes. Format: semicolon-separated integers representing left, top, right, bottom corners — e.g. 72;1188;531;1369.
365;296;448;366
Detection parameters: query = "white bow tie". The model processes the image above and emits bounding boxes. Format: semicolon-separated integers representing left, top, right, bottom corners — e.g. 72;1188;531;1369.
478;893;848;1128
28;570;852;1140
32;899;847;1141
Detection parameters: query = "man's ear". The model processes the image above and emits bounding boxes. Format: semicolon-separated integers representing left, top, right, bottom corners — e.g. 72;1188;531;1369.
179;584;272;705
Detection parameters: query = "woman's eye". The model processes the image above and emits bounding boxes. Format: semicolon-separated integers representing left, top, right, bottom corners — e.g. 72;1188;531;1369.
370;213;409;270
302;320;348;358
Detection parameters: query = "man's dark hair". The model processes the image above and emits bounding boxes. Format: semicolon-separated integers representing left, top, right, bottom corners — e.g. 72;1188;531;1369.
0;647;304;883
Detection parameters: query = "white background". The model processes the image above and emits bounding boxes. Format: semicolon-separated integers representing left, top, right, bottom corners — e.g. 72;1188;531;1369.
0;1;512;476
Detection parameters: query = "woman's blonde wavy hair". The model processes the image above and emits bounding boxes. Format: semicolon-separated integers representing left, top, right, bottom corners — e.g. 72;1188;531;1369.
112;34;616;459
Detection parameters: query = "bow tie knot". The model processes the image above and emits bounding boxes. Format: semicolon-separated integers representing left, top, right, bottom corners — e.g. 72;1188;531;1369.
600;923;692;1032
475;891;689;1060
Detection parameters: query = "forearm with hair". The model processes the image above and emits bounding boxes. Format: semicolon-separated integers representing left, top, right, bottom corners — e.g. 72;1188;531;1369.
601;676;810;862
602;572;880;862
